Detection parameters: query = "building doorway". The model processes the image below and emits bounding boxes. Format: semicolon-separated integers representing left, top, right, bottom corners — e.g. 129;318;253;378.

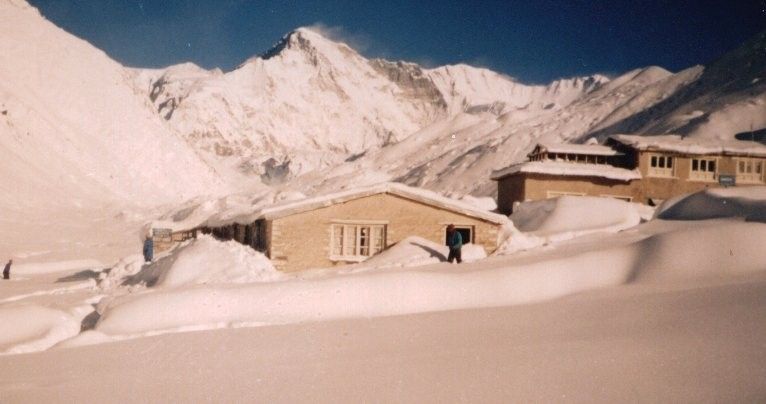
445;225;473;245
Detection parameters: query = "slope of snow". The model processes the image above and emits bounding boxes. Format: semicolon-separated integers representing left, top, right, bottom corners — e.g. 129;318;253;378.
0;1;226;207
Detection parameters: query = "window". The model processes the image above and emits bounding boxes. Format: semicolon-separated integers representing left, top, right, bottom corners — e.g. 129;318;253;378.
330;223;386;261
445;225;474;245
689;157;717;181
736;158;764;183
648;153;674;177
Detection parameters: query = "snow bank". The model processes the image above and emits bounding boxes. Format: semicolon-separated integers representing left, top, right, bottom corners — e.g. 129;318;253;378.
496;196;642;254
84;219;766;339
657;186;766;222
0;305;82;355
100;235;284;290
354;236;486;270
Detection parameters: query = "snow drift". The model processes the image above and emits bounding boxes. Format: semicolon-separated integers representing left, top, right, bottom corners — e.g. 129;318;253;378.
495;196;644;255
100;235;285;290
0;305;82;354
657;186;766;222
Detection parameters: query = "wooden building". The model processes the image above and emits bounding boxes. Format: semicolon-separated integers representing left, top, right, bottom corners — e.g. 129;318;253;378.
493;134;766;214
202;183;508;272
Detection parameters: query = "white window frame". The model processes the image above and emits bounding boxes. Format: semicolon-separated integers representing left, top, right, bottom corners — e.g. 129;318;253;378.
735;157;764;184
330;222;387;262
647;153;675;178
546;191;586;198
689;156;717;182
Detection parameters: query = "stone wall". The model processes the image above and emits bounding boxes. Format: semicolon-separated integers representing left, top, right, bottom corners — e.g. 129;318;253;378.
267;193;502;272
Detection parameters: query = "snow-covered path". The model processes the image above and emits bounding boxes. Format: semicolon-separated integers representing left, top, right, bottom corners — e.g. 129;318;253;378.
2;270;765;403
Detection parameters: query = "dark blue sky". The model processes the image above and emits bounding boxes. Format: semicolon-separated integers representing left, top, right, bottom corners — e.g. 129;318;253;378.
29;0;766;83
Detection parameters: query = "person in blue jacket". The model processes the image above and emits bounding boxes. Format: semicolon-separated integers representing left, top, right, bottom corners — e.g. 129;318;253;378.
143;235;153;263
446;224;462;264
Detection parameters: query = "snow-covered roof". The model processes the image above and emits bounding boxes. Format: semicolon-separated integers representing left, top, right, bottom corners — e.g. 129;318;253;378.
215;182;509;226
491;161;642;182
608;134;766;157
533;143;621;156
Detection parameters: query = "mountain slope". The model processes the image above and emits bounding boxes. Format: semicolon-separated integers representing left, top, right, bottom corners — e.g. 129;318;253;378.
0;0;227;212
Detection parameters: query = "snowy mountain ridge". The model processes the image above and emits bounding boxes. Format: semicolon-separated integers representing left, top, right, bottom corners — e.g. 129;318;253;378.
132;27;611;186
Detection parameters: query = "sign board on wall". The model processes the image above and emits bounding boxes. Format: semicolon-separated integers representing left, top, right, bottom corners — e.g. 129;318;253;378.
719;175;736;187
152;228;172;238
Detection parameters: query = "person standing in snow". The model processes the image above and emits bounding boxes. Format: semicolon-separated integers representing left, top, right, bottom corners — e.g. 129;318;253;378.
446;224;462;264
3;259;11;280
143;235;153;263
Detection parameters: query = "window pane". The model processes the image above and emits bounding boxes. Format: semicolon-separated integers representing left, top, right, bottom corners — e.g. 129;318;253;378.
651;156;657;167
332;225;343;255
359;227;370;256
692;160;698;171
667;157;673;168
709;160;715;172
372;226;385;253
343;225;356;256
756;162;762;174
746;162;752;173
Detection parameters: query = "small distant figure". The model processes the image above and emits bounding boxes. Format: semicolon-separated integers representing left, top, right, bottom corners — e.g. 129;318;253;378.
446;224;462;264
3;259;11;280
143;236;153;263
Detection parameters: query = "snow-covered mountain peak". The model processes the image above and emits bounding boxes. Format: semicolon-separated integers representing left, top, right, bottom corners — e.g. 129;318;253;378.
253;26;362;67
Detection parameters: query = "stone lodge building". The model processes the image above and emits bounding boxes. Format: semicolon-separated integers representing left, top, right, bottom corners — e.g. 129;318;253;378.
492;134;766;214
202;183;508;272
